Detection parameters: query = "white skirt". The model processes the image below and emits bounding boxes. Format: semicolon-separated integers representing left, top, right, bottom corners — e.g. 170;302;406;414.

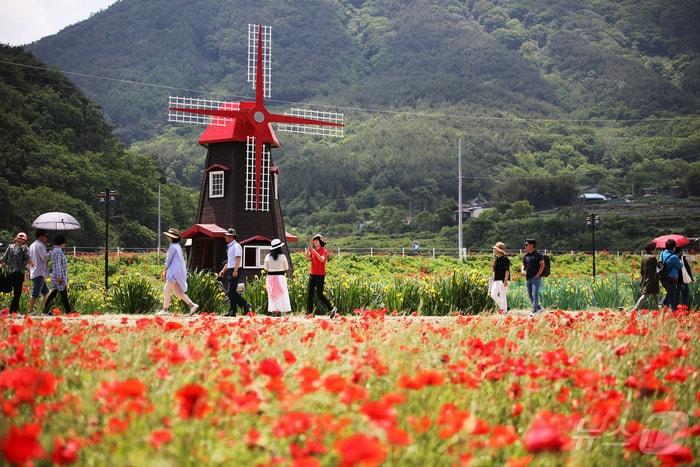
266;274;292;312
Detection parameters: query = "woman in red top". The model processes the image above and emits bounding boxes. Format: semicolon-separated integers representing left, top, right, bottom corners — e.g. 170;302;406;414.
304;234;336;316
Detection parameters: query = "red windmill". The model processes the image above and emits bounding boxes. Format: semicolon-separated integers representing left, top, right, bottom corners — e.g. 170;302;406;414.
168;24;344;277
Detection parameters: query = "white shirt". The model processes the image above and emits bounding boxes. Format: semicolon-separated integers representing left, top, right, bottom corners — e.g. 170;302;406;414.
28;240;47;279
264;254;288;272
226;240;242;268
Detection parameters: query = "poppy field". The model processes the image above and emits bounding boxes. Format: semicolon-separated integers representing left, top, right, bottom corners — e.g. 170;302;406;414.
1;309;698;465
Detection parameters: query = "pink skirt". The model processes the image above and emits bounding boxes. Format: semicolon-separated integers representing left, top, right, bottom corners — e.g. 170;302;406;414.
266;275;291;312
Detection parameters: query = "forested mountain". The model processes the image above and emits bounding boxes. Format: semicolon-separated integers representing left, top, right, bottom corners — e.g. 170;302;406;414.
0;45;196;247
14;0;700;246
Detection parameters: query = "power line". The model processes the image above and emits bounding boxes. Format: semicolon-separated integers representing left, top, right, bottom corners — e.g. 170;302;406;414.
2;59;700;125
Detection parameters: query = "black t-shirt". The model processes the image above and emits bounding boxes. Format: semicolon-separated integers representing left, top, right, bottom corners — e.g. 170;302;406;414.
523;250;544;279
493;256;510;281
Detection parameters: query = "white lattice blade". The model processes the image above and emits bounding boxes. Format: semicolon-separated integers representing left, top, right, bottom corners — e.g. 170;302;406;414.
247;24;272;98
245;136;271;212
276;108;344;137
168;96;239;126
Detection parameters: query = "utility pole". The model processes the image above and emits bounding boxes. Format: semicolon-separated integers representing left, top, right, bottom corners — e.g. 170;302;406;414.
157;183;162;255
458;138;463;259
98;189;118;290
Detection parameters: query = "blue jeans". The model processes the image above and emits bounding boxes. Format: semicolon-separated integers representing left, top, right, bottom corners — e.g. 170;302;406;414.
526;277;542;312
31;276;49;299
661;279;678;310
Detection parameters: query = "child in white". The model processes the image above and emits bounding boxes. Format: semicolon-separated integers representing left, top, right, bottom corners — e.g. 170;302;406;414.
264;239;291;314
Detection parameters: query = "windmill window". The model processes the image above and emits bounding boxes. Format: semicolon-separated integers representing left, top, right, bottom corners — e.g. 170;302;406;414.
209;171;225;198
243;246;270;269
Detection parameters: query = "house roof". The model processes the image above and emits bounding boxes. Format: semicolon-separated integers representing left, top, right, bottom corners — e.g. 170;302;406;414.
203;163;230;173
579;193;607;200
180;224;228;239
180;224;299;244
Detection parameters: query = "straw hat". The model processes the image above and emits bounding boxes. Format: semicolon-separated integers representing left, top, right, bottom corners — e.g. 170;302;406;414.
311;233;325;243
163;228;180;239
492;242;506;254
225;228;237;237
270;238;284;249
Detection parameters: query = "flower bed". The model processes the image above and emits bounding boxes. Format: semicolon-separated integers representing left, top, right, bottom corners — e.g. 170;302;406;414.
0;310;698;465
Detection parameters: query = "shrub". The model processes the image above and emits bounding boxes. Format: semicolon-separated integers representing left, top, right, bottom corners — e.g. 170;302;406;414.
109;275;159;314
172;270;227;314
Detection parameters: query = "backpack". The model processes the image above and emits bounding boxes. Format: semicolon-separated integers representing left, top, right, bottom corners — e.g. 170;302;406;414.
656;254;669;281
541;254;551;277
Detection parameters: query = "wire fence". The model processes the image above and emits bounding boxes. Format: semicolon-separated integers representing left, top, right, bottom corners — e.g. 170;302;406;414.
62;245;646;259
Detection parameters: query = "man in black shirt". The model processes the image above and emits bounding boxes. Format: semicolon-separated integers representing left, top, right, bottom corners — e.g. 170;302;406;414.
490;242;510;313
522;239;545;315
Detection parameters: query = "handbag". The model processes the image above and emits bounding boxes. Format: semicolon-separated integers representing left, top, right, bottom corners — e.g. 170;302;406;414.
0;264;12;293
681;260;693;284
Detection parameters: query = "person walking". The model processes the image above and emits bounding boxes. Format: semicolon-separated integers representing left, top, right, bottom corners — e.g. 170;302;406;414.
219;228;251;316
305;234;336;316
659;239;683;310
264;238;291;316
156;228;198;316
43;235;72;314
676;248;693;307
631;242;660;312
522;239;545;315
27;229;50;315
1;232;32;313
490;242;510;313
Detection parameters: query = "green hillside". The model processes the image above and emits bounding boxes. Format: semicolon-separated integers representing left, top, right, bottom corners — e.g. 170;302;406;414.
17;0;700;247
0;45;197;247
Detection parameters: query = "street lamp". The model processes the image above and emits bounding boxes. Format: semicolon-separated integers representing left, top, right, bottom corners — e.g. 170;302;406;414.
97;189;118;290
586;212;600;278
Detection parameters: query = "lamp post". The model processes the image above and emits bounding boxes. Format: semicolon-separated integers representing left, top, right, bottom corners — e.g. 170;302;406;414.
586;213;600;278
98;189;118;290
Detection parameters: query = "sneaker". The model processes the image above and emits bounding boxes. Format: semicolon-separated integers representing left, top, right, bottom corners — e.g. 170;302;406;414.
188;303;200;316
155;309;170;316
223;310;237;317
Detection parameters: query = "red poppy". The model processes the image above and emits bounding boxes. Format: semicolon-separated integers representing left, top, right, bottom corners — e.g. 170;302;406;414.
0;367;57;405
175;383;209;419
522;412;574;453
51;436;81;465
258;358;284;378
488;425;518;449
360;400;396;429
284;350;297;364
656;444;694;465
273;412;314;438
323;374;347;394
386;427;411;446
335;434;387;467
1;423;45;465
149;428;174;449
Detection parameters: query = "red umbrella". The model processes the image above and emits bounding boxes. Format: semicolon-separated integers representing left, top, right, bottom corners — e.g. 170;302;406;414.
652;234;690;248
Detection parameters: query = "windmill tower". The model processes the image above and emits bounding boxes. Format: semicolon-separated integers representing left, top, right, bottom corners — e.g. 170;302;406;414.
168;24;343;280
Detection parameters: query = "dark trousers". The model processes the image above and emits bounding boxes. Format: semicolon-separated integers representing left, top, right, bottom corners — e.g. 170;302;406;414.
307;274;333;313
227;270;250;314
676;283;690;307
8;271;24;313
44;289;71;314
661;279;678;310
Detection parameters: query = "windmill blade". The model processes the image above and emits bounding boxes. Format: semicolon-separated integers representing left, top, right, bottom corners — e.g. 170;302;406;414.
275;108;344;137
245;136;271;212
168;96;240;126
247;24;271;99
